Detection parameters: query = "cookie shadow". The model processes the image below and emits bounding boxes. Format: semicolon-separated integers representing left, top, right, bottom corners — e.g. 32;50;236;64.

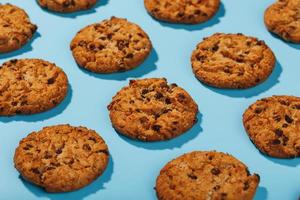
36;0;109;18
265;156;300;167
20;156;114;200
269;32;300;50
201;60;282;98
0;84;73;123
119;113;203;150
254;186;268;200
156;2;225;31
0;32;41;60
78;48;158;81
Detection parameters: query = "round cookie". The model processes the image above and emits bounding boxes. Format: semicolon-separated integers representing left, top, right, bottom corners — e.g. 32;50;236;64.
243;95;300;158
14;124;109;192
0;4;37;53
107;78;198;141
0;59;68;116
264;0;300;43
70;17;152;73
191;33;276;89
156;151;260;200
144;0;220;24
37;0;98;13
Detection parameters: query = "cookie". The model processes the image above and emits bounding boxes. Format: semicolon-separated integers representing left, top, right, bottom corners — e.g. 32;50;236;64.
70;17;152;73
0;4;37;53
144;0;220;24
243;95;300;158
264;0;300;43
0;59;68;116
37;0;98;13
191;33;276;89
107;78;198;142
156;151;260;200
14;124;109;192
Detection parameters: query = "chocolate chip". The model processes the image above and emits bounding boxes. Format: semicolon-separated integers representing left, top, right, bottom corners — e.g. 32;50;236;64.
126;53;134;59
155;92;163;99
285;115;293;124
243;181;250;190
211;44;219;52
273;115;281;122
213;185;220;191
43;151;51;159
282;123;288;128
187;173;197;180
117;40;129;50
254;108;262;114
274;129;283;137
295;105;300;110
165;98;171;104
272;139;281;145
10;59;18;64
152;125;161;132
47;77;55;84
88;137;97;142
194;10;201;15
83;144;91;151
211;168;220;175
11;102;17;106
31;168;40;174
141;89;149;95
196;55;206;62
176;12;184;18
56;148;63;154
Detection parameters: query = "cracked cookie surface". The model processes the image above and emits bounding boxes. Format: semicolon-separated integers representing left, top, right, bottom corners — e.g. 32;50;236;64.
14;124;109;192
108;78;198;141
70;17;152;73
156;151;260;200
37;0;98;13
144;0;220;24
191;33;276;89
0;59;68;116
243;96;300;158
264;0;300;43
0;4;37;53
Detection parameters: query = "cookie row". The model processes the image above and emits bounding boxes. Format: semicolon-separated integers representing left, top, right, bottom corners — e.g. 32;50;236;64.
0;5;279;90
1;0;299;55
2;61;299;160
14;124;260;200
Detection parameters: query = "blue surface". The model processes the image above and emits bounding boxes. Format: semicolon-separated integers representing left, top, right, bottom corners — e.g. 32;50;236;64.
0;0;299;199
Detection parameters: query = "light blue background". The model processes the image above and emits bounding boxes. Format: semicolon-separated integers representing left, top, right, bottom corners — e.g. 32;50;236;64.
0;0;299;199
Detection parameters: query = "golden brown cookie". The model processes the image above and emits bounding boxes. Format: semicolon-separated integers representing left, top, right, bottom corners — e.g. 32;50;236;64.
14;124;109;192
156;151;260;200
243;95;300;158
37;0;98;13
107;78;198;142
144;0;220;24
0;4;37;53
191;33;276;89
0;59;68;116
70;17;152;73
264;0;300;43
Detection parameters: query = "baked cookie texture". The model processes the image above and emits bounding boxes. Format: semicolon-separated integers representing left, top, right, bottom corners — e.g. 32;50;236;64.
0;4;37;53
243;95;300;158
191;33;276;89
144;0;220;24
108;78;198;141
37;0;98;13
14;124;109;192
70;17;152;73
156;151;260;200
0;59;68;116
264;0;300;43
